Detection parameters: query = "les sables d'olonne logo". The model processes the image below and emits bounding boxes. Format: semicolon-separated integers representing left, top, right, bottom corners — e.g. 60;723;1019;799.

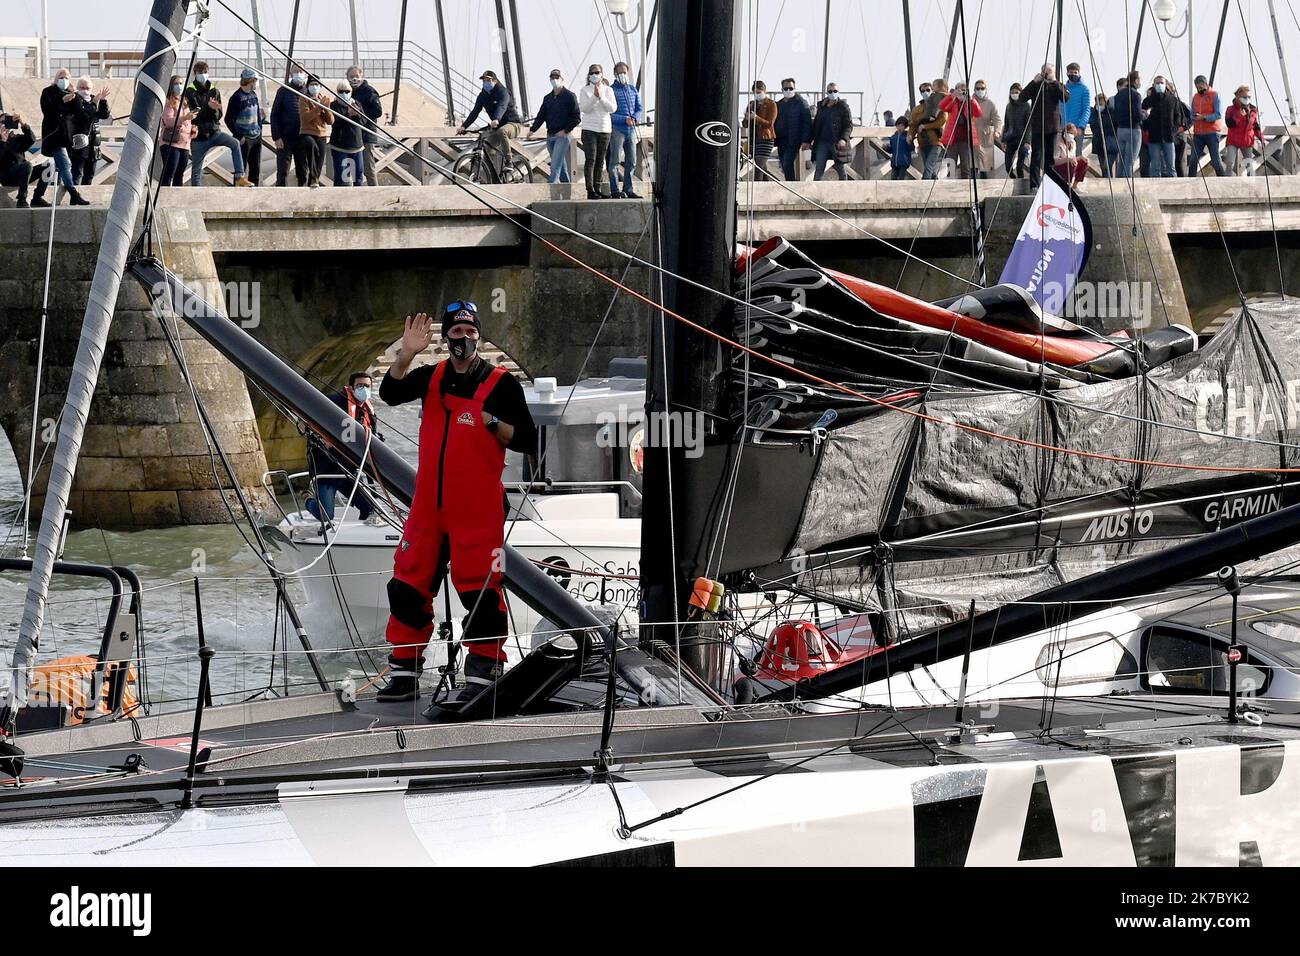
49;887;152;936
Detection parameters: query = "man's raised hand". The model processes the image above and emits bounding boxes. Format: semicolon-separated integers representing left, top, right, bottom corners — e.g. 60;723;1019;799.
402;312;434;356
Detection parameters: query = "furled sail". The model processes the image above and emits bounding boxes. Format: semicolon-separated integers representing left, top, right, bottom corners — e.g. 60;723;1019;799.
726;236;1300;606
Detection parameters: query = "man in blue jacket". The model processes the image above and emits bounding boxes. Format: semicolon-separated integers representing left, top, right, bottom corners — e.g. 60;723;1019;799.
346;65;384;185
530;68;581;183
225;68;265;185
1062;63;1092;157
271;66;306;186
607;62;644;198
773;77;812;181
457;70;523;178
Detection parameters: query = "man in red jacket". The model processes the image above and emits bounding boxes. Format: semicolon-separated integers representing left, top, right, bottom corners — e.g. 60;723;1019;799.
376;302;538;704
1189;75;1226;176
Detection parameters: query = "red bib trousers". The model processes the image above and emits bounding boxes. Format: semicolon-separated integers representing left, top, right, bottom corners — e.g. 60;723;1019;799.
385;361;509;665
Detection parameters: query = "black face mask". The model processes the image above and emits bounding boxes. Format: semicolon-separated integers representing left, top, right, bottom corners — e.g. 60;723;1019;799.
448;336;478;361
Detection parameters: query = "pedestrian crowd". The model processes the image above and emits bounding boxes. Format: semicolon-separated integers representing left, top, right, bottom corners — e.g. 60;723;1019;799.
1;57;1277;206
875;63;1266;186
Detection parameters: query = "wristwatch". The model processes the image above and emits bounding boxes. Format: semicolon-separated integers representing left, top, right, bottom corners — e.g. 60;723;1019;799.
485;414;500;433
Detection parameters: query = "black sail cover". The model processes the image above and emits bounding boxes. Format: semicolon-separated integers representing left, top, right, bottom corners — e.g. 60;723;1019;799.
725;240;1300;618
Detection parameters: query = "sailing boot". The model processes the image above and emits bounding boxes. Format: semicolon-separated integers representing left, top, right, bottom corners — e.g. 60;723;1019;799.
453;654;504;702
376;658;422;702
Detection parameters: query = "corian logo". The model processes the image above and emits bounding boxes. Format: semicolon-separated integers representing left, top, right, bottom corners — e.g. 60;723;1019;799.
50;886;152;936
694;121;733;147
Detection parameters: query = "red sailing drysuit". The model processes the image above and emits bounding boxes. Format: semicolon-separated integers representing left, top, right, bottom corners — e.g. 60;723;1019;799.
385;360;511;665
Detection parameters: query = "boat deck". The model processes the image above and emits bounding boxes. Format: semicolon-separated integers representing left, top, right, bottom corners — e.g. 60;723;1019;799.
5;690;1299;819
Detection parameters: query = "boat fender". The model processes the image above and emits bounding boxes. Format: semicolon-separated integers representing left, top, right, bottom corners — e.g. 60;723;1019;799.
336;677;357;707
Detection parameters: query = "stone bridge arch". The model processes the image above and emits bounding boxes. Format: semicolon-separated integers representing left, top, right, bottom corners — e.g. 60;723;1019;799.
1169;232;1300;330
216;240;652;470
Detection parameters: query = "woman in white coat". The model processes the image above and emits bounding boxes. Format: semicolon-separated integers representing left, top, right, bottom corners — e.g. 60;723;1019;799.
578;62;617;198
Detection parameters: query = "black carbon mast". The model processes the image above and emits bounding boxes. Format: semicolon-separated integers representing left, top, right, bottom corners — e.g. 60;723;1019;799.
640;0;741;673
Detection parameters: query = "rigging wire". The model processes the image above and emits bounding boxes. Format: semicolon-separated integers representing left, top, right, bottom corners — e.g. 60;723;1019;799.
194;13;1300;485
1234;0;1289;298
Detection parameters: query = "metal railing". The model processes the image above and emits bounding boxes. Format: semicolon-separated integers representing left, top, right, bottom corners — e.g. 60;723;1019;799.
44;39;483;123
6;120;1300;193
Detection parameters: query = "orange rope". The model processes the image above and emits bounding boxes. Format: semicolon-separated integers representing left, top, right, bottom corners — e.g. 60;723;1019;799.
541;234;1300;476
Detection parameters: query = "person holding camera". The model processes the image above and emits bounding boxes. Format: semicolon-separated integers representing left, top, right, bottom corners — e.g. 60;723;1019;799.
0;110;36;207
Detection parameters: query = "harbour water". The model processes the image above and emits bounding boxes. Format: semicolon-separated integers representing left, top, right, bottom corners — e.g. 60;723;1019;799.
0;397;425;711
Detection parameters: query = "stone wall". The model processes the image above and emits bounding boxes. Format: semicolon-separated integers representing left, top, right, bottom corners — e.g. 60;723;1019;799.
0;207;270;528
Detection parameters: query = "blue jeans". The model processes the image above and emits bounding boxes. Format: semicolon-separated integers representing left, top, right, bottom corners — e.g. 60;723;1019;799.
1115;127;1142;178
1148;141;1176;177
1191;133;1225;176
190;130;245;184
546;133;571;183
332;151;365;185
812;141;846;180
607;125;637;195
35;147;76;192
307;476;373;523
160;146;189;186
921;144;942;179
777;144;801;180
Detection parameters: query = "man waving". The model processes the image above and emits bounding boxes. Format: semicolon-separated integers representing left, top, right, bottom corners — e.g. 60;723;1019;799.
376;303;538;705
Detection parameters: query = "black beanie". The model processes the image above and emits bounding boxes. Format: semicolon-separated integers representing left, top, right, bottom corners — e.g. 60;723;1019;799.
442;307;481;337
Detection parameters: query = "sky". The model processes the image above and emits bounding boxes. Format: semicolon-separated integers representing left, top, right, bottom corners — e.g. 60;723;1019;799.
6;0;1300;124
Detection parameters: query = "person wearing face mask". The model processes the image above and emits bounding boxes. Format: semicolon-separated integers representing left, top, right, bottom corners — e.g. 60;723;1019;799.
1189;75;1226;176
296;77;333;187
346;65;384;185
30;69;89;207
577;64;617;198
159;75;196;187
1002;83;1031;178
327;80;369;186
376;303;538;707
1020;64;1069;189
607;63;645;198
1142;75;1181;177
1089;92;1119;178
306;372;381;527
811;83;854;180
66;75;111;186
1110;73;1145;178
458;70;524;181
1224;85;1264;176
908;79;949;180
743;80;778;182
529;69;581;185
939;82;982;180
186;63;251;187
970;80;1001;179
1062;63;1092;157
773;78;812;181
271;66;307;186
225;68;266;185
0;110;36;207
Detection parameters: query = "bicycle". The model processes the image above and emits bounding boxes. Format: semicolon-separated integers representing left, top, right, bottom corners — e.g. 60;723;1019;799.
451;127;541;184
